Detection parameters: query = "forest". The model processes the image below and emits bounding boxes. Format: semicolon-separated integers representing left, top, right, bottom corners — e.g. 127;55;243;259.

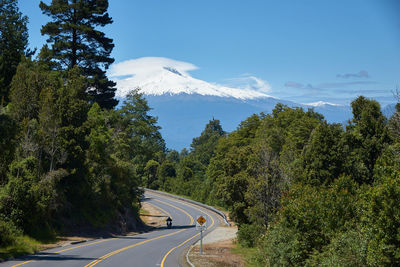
149;98;400;266
0;0;164;256
1;0;400;266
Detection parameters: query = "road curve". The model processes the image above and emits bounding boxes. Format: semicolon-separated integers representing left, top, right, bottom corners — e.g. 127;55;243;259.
0;191;220;267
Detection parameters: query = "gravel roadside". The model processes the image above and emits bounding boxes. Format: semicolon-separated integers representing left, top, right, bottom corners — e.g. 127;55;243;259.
188;225;246;267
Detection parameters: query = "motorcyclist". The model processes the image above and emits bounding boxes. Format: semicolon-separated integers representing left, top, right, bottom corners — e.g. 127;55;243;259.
166;217;172;228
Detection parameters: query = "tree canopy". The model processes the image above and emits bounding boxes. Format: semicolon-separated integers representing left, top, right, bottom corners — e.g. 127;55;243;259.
0;0;29;104
40;0;117;109
149;96;400;266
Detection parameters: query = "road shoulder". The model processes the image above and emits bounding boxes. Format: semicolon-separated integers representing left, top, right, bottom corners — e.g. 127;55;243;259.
187;225;246;267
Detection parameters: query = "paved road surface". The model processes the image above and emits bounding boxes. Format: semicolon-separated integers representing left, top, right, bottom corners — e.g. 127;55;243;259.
1;191;220;267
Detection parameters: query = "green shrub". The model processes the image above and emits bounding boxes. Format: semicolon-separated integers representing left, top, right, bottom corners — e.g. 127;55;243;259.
260;221;307;266
362;176;400;266
307;229;367;267
238;223;264;247
0;219;21;247
258;177;360;266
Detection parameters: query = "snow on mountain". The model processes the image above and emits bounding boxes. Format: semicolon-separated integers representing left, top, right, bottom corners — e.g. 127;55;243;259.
304;101;342;107
109;57;354;149
108;57;272;100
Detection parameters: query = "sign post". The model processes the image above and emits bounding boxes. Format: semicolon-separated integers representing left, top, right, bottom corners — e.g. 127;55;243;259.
196;215;207;255
200;227;203;255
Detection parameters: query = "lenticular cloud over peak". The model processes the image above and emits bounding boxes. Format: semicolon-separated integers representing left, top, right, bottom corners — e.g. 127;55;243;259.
109;57;198;78
108;57;272;100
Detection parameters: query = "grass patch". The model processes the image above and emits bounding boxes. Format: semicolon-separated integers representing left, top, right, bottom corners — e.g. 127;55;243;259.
0;235;41;260
139;208;150;216
232;243;260;267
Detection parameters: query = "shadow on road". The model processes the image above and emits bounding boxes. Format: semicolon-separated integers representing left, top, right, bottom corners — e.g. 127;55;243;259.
14;252;96;262
141;197;152;202
157;225;195;230
114;224;195;240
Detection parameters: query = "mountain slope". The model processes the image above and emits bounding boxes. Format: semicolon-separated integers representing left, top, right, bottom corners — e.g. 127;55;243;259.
109;57;272;100
110;57;353;149
144;94;352;149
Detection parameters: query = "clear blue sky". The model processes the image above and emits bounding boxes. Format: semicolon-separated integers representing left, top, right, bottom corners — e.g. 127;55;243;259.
19;0;400;106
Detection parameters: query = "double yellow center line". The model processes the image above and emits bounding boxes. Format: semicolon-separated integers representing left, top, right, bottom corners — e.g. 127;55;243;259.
84;228;187;267
159;198;216;267
12;194;217;267
84;197;195;266
11;239;112;267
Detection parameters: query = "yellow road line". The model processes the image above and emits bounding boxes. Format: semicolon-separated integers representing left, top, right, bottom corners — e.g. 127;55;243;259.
153;198;194;225
160;232;201;267
84;197;195;267
145;201;172;218
12;195;214;267
147;193;215;229
159;198;216;267
11;239;112;267
84;228;187;267
11;261;33;267
173;200;216;227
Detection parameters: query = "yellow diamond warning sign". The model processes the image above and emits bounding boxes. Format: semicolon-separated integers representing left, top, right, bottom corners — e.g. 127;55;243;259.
197;216;206;225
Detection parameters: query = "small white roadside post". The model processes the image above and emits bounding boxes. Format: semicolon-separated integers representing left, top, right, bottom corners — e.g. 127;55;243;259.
196;215;207;255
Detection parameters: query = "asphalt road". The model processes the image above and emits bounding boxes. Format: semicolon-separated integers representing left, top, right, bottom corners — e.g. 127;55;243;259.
1;191;220;267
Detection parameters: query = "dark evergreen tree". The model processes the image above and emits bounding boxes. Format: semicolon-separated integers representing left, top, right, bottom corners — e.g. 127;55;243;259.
0;0;29;104
300;122;345;185
0;111;16;184
343;96;390;184
190;118;225;166
9;58;55;122
39;0;117;109
166;149;180;163
119;89;165;162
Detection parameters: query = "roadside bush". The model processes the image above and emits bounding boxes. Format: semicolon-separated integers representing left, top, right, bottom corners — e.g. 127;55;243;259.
307;229;367;266
258;177;360;265
237;223;264;247
362;176;400;266
258;221;307;266
0;218;21;246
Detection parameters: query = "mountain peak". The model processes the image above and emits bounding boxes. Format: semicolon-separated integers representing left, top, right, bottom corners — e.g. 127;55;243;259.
109;57;272;100
163;66;184;77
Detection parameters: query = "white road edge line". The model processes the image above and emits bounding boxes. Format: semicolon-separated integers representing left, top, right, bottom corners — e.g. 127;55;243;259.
186;244;196;267
145;189;224;267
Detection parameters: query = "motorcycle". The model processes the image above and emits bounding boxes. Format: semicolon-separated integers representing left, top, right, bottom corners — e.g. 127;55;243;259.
166;217;172;228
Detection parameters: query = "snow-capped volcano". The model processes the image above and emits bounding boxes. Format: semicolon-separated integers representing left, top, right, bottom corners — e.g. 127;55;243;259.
108;57;272;100
109;57;353;149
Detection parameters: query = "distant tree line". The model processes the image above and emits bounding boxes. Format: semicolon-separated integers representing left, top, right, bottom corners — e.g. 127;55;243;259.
0;0;164;249
151;97;400;265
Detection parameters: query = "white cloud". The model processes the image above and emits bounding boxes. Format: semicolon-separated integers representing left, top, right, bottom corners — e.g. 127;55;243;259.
223;74;272;93
108;57;198;78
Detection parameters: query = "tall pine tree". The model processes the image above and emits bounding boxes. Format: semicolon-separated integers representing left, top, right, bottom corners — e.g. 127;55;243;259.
39;0;118;109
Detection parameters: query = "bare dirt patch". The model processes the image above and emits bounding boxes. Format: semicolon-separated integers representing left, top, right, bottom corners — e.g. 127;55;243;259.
140;202;168;228
189;239;245;267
